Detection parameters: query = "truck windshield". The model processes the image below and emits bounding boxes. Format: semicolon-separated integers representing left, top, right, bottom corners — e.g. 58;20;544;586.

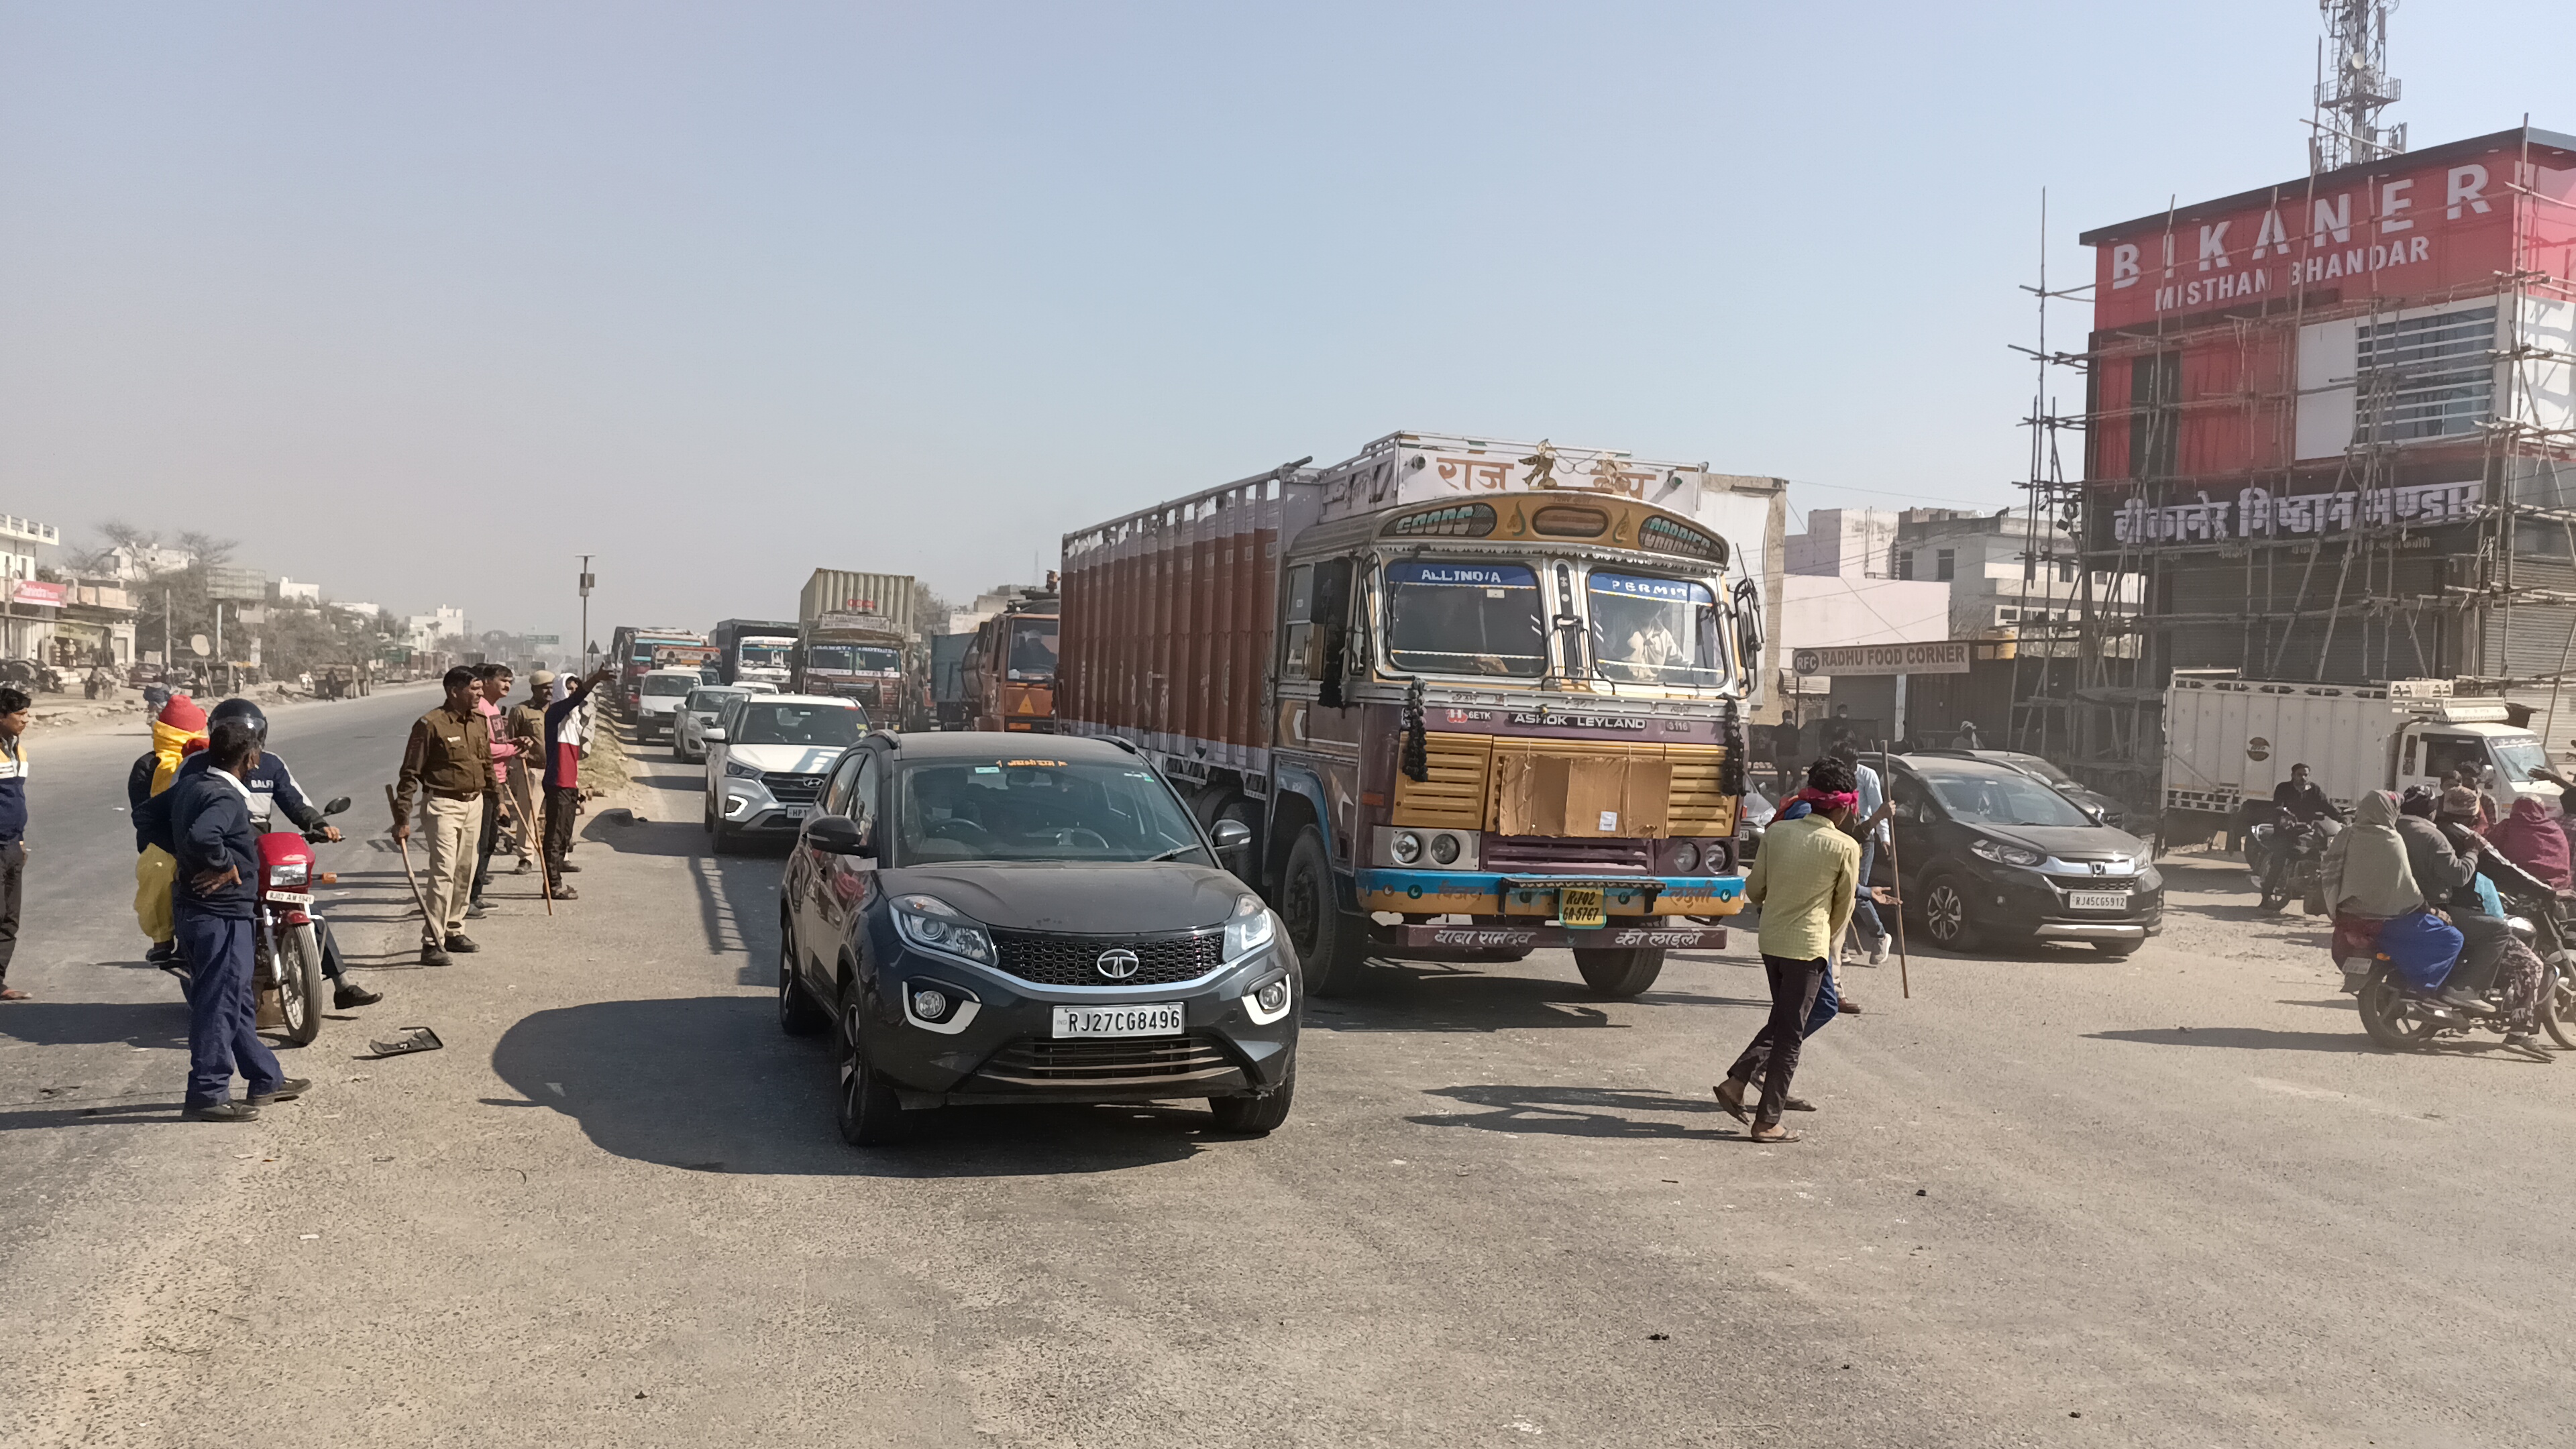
1008;621;1059;680
2491;736;2551;782
1383;560;1546;677
1586;571;1729;688
740;641;792;669
809;646;902;673
894;759;1206;865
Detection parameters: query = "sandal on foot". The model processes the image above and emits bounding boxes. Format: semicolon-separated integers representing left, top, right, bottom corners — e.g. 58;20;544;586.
1713;1081;1750;1124
1747;1125;1803;1144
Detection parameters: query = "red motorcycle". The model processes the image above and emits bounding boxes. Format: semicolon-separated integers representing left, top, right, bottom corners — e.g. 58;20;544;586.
252;795;353;1046
165;797;355;1043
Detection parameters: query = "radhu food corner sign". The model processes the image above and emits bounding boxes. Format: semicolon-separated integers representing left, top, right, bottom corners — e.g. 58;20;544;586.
1790;641;1972;677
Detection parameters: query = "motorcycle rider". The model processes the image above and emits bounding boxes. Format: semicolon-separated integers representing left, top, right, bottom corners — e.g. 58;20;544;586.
138;699;382;1008
2395;785;2508;1012
2259;763;2345;910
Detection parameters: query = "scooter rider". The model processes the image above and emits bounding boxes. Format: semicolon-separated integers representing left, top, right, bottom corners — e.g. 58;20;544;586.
2394;784;2506;1012
138;699;382;1008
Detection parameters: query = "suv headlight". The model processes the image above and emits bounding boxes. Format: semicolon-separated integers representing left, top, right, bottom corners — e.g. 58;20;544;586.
1970;838;2045;868
269;862;309;888
1225;892;1275;961
890;894;996;967
724;757;765;780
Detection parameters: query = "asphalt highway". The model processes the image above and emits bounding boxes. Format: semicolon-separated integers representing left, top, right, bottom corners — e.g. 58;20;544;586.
4;710;2573;1447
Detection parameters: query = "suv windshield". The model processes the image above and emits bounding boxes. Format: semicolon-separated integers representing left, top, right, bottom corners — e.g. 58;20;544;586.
685;688;745;713
1587;571;1729;688
1920;768;2094;828
894;758;1207;865
809;645;902;674
1008;620;1059;679
734;702;866;747
641;674;696;696
1383;560;1546;676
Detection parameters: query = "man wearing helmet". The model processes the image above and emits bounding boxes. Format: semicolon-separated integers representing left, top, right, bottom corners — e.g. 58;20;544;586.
139;698;382;1008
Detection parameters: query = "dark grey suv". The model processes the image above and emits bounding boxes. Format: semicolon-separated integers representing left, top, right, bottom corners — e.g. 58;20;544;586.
777;731;1295;1144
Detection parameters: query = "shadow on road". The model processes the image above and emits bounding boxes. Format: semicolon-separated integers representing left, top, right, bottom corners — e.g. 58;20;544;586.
574;816;785;985
486;994;1213;1177
2086;1026;2381;1053
1408;1083;1736;1140
0;998;188;1050
1305;967;1766;1034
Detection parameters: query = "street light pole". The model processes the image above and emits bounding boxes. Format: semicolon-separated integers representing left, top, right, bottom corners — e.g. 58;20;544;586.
578;555;594;676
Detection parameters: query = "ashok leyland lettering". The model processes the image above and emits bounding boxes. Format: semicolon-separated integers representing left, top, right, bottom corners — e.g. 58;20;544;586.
1056;431;1776;1001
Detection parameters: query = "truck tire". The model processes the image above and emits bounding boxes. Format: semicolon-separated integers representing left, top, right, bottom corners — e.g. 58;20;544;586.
1280;827;1364;996
1573;947;1665;998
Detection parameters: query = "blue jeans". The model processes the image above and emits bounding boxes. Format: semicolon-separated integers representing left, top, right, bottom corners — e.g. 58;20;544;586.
178;911;282;1108
1849;839;1888;951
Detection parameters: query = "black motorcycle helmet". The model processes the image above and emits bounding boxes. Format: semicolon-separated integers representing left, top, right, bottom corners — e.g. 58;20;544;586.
209;697;269;747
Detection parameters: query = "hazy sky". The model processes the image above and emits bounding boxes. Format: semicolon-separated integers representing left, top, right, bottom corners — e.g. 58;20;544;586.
1;1;2566;647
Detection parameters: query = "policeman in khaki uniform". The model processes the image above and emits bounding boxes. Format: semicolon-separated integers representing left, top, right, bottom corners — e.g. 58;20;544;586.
392;666;493;965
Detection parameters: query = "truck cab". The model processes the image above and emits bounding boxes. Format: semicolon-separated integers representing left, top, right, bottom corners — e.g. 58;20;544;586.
2391;702;2559;806
961;599;1059;731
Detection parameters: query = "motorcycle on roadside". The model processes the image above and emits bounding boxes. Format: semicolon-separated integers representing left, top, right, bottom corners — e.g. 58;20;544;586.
2248;812;2334;914
167;795;355;1048
2344;847;2576;1053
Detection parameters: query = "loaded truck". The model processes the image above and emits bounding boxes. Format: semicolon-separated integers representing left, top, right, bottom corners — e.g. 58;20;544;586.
2161;674;2560;839
710;618;800;688
1057;430;1785;999
608;625;707;719
929;633;973;729
959;591;1059;731
795;569;925;724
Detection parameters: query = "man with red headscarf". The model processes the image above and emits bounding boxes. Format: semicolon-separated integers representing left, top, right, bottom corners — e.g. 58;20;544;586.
1715;756;1860;1144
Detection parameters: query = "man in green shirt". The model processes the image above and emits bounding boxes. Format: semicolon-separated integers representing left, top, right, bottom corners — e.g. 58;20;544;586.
1718;757;1861;1143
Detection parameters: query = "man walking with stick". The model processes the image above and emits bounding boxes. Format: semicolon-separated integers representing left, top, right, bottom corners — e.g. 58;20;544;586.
1716;756;1861;1144
392;666;492;966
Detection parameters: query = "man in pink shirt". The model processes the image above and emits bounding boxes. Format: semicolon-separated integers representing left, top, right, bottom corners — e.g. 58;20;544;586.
468;663;522;917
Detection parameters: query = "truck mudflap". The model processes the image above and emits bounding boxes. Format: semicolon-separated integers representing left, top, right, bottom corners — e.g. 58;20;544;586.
1373;922;1727;953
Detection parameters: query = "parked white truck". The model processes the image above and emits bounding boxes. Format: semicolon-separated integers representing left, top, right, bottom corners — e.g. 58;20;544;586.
2161;674;2559;837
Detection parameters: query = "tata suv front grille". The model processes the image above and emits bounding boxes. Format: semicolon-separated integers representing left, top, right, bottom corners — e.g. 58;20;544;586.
971;1034;1240;1089
763;771;826;804
988;928;1224;987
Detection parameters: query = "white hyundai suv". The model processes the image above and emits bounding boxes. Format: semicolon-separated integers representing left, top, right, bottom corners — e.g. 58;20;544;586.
703;694;869;852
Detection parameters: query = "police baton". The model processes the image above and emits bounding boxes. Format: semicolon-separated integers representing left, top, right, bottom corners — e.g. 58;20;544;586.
384;784;435;924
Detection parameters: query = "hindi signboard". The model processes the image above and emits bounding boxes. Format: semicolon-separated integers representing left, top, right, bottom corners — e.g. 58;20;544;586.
1790;641;1973;678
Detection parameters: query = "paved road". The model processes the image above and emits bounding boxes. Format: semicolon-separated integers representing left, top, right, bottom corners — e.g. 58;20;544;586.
5;722;2573;1447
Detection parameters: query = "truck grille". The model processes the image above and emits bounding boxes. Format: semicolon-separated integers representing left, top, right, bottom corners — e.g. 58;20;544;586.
1483;837;1655;872
971;1034;1240;1089
763;771;826;804
989;928;1224;986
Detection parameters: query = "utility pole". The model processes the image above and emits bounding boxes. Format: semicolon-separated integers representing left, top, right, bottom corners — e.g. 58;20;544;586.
578;555;595;675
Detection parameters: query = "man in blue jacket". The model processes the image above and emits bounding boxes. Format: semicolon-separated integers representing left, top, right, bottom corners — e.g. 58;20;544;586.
138;699;381;1008
168;718;309;1122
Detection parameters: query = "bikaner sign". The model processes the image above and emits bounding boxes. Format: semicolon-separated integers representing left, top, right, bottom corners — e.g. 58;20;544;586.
2086;146;2576;331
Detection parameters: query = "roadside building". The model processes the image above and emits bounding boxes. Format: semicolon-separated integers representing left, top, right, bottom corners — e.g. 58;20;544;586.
1779;506;1951;743
2074;123;2576;758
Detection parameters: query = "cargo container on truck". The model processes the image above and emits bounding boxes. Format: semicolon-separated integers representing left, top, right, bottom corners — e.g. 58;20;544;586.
2161;674;2559;839
960;592;1059;731
710;618;800;688
608;625;706;719
795;570;926;725
1057;431;1784;999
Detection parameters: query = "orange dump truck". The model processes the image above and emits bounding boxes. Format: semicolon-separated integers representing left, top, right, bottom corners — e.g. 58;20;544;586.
1057;431;1783;998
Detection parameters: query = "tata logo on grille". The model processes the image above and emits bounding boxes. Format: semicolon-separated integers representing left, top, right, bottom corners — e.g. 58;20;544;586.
1094;949;1141;981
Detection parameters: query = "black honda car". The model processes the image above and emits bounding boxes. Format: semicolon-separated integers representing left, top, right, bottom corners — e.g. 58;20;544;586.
1882;753;2163;955
776;731;1295;1144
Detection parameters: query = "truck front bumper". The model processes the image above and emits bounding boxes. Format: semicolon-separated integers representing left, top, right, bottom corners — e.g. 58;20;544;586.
1355;869;1747;919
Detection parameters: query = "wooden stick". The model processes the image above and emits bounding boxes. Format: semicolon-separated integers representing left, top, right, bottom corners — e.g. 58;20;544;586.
1883;746;1911;1000
514;767;551;916
384;784;433;924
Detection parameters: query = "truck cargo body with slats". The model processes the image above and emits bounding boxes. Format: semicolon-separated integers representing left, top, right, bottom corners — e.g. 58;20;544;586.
1058;431;1784;1000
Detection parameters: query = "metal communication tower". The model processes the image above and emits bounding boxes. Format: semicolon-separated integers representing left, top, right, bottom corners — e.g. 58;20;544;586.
2310;0;2405;171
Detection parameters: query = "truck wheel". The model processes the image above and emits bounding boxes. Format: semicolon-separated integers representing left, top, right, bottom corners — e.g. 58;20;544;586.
1918;872;1982;953
1280;827;1364;996
1573;948;1666;998
1208;1055;1295;1134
